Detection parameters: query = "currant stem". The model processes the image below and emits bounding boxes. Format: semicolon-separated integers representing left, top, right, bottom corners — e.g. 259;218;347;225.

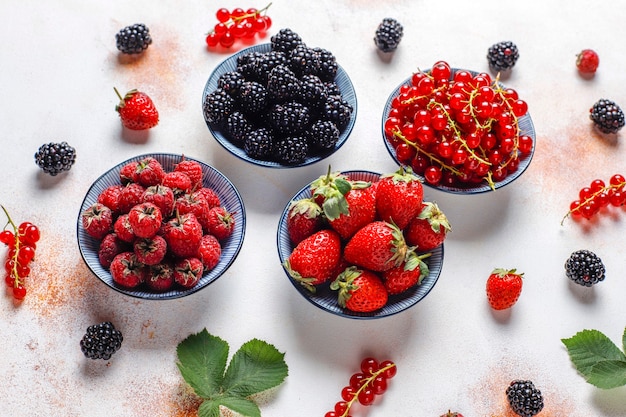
207;2;272;35
339;362;396;417
1;205;23;289
561;180;626;225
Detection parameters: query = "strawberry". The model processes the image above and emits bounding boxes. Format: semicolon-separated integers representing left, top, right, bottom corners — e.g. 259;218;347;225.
309;168;353;208
119;161;140;184
162;171;192;197
173;257;204;289
328;184;377;240
376;166;424;230
284;229;342;292
286;197;323;245
113;214;136;243
97;185;123;215
440;411;464;417
331;266;388;313
82;203;113;239
142;184;175;218
98;233;128;268
205;206;235;240
404;202;451;251
382;252;430;295
197;234;221;271
486;268;523;310
128;202;163;238
133;235;167;265
162;212;203;258
110;251;147;289
114;87;159;130
174;158;204;190
146;262;175;292
118;183;146;214
343;221;410;272
135;157;166;187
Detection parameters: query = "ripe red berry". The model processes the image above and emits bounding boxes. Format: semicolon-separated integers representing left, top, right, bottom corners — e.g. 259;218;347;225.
576;49;599;74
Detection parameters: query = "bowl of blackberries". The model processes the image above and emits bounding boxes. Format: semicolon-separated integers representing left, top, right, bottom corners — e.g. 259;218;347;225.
202;28;357;168
382;60;536;194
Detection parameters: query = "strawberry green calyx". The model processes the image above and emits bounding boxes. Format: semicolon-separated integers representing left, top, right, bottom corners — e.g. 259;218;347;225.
404;251;431;283
311;166;371;221
288;198;322;220
113;87;138;111
387;220;411;268
283;259;318;293
381;165;421;184
418;202;452;234
330;266;362;307
491;267;522;278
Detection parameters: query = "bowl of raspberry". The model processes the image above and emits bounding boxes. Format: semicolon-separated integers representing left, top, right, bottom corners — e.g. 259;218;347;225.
202;30;357;168
276;169;445;319
382;60;536;194
77;153;246;300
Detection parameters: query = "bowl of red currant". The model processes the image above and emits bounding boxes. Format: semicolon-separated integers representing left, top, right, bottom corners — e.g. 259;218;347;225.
382;60;536;194
77;153;246;300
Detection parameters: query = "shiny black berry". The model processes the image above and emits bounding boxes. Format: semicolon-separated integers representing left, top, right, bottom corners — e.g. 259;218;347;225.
506;380;544;417
267;65;301;102
565;249;606;287
374;18;403;53
307;120;340;150
34;141;76;176
269;101;311;135
312;47;338;82
203;88;235;128
322;95;353;129
487;41;519;71
115;23;152;55
590;99;625;134
270;28;304;54
80;321;123;360
275;136;308;165
244;128;275;160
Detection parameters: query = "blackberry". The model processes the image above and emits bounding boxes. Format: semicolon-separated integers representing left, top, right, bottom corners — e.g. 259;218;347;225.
589;99;625;134
275;136;309;165
324;81;341;97
242;51;287;84
203;88;235;128
307;120;340;150
115;23;152;55
322;95;353;129
267;65;301;102
226;111;252;145
374;18;403;53
289;44;318;77
270;28;304;54
217;71;245;97
505;380;544;417
269;101;311;135
237;81;269;114
80;321;123;360
299;74;328;109
34;141;76;176
244;128;275;160
487;41;519;71
565;249;606;287
312;47;338;82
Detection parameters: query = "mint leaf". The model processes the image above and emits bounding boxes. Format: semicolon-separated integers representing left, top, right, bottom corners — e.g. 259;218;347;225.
586;360;626;389
218;396;262;417
222;338;289;397
176;329;229;399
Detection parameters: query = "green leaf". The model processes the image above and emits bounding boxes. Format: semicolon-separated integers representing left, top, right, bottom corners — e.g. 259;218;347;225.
176;329;229;399
218;396;262;417
222;338;288;397
623;327;626;354
586;360;626;389
197;399;222;417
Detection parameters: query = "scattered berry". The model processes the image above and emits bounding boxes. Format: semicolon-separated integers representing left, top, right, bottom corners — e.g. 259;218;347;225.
562;174;626;222
80;321;123;360
374;18;404;53
486;268;523;310
506;380;544;417
205;3;272;49
114;87;159;130
589;98;625;134
34;141;76;176
440;412;464;417
116;23;152;55
576;49;599;73
564;249;605;287
487;41;519;71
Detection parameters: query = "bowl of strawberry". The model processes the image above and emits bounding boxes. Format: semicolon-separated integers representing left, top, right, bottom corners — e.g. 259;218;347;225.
276;168;446;319
382;60;536;194
77;153;246;300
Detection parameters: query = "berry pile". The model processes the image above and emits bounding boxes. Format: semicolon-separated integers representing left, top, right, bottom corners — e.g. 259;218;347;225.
80;321;123;360
283;167;449;313
115;23;152;55
506;380;544;417
589;98;624;134
324;357;397;417
383;60;533;189
203;28;353;165
564;249;605;287
34;141;77;176
1;205;40;300
81;156;234;293
562;174;626;222
205;4;272;49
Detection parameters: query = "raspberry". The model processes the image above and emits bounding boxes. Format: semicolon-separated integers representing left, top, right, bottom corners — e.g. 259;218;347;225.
81;203;113;240
506;380;544;417
173;257;204;289
146;262;175;292
97;185;123;215
270;28;304;53
194;188;221;210
115;23;152;55
589;98;625;134
487;41;520;71
142;185;175;218
98;233;128;268
113;214;136;243
80;321;123;360
576;49;599;73
162;171;193;196
133;235;167;265
128;202;162;238
198;234;222;271
34;141;76;176
110;252;147;288
374;18;403;53
564;249;606;287
162;213;203;258
136;157;166;187
174;159;204;189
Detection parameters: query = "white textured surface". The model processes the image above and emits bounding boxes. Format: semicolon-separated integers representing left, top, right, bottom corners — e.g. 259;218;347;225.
1;1;626;416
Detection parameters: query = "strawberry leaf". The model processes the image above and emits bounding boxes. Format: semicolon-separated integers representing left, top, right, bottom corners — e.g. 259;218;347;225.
586;360;626;389
216;396;262;417
197;399;221;417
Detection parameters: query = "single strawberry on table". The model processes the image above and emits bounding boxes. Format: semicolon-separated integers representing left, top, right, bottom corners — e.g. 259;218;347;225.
404;201;451;251
114;87;159;130
486;268;524;310
343;220;410;272
286;197;324;245
375;166;424;230
331;266;388;313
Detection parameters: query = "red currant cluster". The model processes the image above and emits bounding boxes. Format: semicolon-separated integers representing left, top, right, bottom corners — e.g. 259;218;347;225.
205;3;272;49
324;357;397;417
1;205;40;300
562;174;626;223
384;60;533;189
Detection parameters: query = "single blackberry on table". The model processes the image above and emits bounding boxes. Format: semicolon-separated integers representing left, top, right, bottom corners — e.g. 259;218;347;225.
237;81;269;114
322;95;353;129
267;65;301;102
505;380;544;417
270;28;304;54
269;101;311;135
203;88;235;128
80;321;123;360
217;71;245;97
307;120;340;150
289;44;318;77
115;23;152;55
244;128;275;160
312;47;338;82
226;111;252;145
565;249;606;287
299;74;328;109
34;141;76;176
487;41;519;71
374;18;404;53
589;99;625;134
275;136;309;165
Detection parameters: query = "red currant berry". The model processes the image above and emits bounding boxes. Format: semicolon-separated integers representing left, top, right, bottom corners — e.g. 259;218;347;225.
518;135;533;154
395;143;416;163
357;388;375;406
609;190;626;206
219;32;235;48
424;166;442;185
453;70;473;83
360;357;379;375
431;61;451;83
17;245;36;265
334;401;349;415
576;49;599;74
349;373;366;389
230;7;245;18
341;386;356;401
589;179;606;193
206;33;219;47
5;274;13;288
372;375;388;395
213;22;228;35
0;230;14;245
324;412;337;417
215;8;231;23
13;285;26;300
261;15;272;30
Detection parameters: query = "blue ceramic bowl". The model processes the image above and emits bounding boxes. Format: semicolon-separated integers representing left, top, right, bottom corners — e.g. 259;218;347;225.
77;153;246;300
276;170;444;319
